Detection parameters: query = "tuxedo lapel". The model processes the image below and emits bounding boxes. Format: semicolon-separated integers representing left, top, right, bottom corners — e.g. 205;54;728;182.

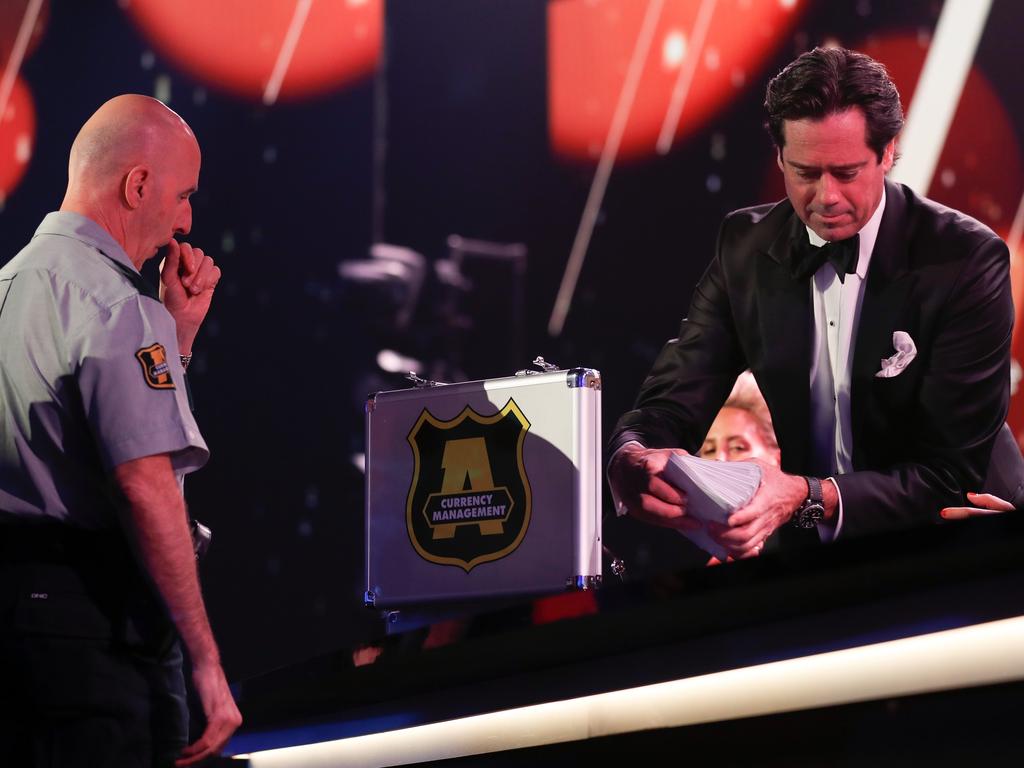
757;212;813;474
850;180;912;467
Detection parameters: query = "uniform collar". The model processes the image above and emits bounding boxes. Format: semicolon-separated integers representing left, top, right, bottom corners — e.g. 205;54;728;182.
34;211;161;301
34;211;140;275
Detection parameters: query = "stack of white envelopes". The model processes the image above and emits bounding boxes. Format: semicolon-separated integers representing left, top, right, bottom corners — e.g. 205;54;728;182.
662;453;762;560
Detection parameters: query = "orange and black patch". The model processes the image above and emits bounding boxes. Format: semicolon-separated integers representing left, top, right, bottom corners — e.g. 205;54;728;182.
135;343;175;390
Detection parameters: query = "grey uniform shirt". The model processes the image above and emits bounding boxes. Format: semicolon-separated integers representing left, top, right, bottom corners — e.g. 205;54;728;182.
0;211;208;529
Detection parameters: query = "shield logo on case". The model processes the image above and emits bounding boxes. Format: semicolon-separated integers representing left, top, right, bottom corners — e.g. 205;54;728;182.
406;399;532;572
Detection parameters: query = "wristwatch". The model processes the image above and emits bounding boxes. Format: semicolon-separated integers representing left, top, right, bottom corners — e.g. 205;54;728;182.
792;476;825;529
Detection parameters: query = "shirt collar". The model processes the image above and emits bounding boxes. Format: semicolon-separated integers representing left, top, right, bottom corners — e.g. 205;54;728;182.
33;211;140;275
805;184;887;280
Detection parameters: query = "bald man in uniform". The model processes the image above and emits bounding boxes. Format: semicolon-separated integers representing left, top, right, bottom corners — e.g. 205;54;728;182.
0;96;240;766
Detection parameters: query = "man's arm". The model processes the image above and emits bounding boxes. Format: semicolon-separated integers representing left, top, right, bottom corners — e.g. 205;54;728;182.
608;215;749;525
114;454;241;767
610;257;743;455
940;422;1021;519
715;231;1011;554
719;231;1012;552
833;233;1013;536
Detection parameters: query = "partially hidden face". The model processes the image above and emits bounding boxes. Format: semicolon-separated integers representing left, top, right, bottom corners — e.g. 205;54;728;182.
700;406;780;466
777;107;894;243
140;136;201;258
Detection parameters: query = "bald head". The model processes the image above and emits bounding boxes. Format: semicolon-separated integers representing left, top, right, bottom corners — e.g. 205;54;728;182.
68;94;196;191
61;95;202;268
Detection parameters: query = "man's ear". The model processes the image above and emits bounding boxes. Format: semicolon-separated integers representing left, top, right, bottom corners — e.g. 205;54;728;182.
776;148;784;172
123;165;148;209
881;139;896;173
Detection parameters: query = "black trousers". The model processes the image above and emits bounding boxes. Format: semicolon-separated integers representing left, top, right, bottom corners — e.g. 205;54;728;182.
0;523;188;768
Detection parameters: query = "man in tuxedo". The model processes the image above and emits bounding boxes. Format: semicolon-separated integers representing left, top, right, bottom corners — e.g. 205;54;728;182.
608;46;1013;558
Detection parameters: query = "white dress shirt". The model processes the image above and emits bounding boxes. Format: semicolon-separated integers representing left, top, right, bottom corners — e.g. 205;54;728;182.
807;185;887;539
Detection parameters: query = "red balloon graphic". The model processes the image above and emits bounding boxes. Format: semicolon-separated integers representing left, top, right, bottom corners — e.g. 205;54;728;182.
548;0;804;162
0;0;47;205
0;76;35;206
0;0;49;63
860;35;1022;235
857;35;1024;450
124;0;382;103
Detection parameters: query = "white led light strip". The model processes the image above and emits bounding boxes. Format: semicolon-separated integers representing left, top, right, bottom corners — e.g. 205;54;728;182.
235;615;1024;767
548;0;666;337
263;0;314;106
888;0;993;193
655;0;718;155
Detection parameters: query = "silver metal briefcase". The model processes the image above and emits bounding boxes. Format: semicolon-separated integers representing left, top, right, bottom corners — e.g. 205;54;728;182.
364;367;602;608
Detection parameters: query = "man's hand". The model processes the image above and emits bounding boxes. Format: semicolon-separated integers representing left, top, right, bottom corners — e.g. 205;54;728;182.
114;455;242;764
159;239;222;355
940;491;1015;520
708;460;807;558
175;662;243;767
607;445;700;531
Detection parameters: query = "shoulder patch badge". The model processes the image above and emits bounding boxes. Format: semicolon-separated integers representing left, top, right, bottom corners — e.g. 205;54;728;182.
135;343;176;390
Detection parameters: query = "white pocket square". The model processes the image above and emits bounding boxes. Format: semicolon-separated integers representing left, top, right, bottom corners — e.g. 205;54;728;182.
875;331;917;378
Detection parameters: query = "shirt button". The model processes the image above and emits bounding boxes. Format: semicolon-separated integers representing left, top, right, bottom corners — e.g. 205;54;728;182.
829;321;835;327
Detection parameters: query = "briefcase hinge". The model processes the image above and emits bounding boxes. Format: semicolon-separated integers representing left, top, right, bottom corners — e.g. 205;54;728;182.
405;372;445;388
568;575;602;590
566;368;601;390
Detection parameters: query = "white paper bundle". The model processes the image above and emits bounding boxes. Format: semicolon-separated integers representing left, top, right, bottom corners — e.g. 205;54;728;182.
662;454;762;560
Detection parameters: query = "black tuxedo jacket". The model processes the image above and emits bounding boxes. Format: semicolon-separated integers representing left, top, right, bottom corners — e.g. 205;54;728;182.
984;423;1024;509
612;180;1013;538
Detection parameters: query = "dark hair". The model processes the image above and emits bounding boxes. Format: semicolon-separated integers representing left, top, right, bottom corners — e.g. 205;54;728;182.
764;47;904;162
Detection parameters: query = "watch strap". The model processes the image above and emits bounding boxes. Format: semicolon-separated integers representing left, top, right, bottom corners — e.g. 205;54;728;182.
805;475;823;505
793;476;825;529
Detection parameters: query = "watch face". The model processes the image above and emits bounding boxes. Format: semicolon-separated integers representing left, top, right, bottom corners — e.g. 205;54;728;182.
794;503;825;529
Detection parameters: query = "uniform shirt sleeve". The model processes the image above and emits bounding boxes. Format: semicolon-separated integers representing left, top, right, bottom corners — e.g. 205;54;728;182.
71;293;209;474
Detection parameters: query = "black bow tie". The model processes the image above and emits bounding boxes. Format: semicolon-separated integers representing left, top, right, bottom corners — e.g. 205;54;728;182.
791;232;860;284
